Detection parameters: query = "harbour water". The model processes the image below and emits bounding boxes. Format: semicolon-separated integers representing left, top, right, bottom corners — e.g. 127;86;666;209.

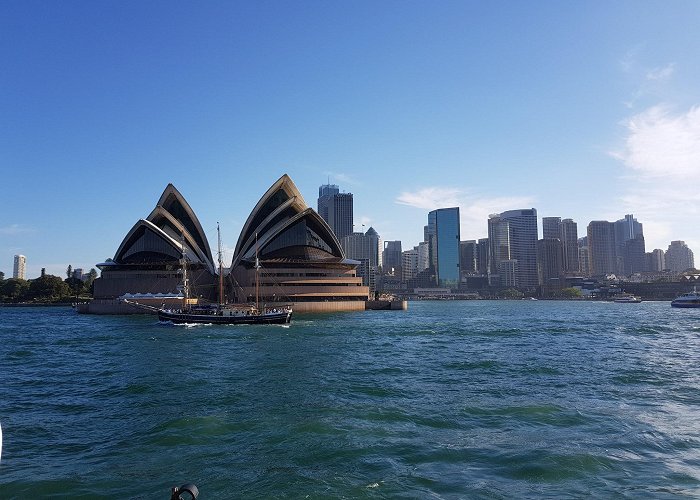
1;301;699;498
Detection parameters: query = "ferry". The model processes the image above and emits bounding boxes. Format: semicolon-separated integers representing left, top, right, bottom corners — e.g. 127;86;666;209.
613;293;642;303
671;287;700;308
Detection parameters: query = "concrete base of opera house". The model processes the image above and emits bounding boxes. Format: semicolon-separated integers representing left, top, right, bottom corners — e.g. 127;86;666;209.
77;299;406;315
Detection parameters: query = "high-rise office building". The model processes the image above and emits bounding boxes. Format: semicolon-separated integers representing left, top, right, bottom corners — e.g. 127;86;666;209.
542;217;579;275
317;183;353;240
542;217;561;240
614;214;644;274
537;238;563;291
426;208;460;288
460;240;477;274
476;238;489;275
647;248;666;272
342;227;381;291
317;183;339;221
622;235;646;275
499;209;539;289
13;254;26;280
665;241;695;272
614;214;643;245
416;241;430;273
587;221;617;276
382;241;402;275
560;218;580;275
578;237;591;277
401;248;418;282
488;215;512;286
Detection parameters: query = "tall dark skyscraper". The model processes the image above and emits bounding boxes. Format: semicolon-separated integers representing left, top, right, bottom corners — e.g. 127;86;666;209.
499;209;539;289
542;217;579;275
587;221;617;276
382;240;402;274
317;183;339;222
542;217;561;240
537;238;563;290
317;183;353;240
614;214;644;274
460;240;477;274
426;207;460;288
560;218;580;275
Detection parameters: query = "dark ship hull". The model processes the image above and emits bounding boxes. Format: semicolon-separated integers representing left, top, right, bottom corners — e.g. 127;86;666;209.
157;308;292;325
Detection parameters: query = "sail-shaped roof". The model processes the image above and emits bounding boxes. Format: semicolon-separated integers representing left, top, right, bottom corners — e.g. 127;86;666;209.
154;184;214;265
146;206;216;274
114;219;201;265
109;184;215;271
232;175;344;268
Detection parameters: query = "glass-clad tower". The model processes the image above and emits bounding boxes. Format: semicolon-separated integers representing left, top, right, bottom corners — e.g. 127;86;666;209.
426;207;461;288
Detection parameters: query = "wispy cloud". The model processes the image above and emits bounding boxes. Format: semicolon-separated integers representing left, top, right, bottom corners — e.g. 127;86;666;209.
646;63;675;82
396;187;463;210
0;224;34;235
396;187;534;238
610;104;700;250
619;47;675;108
323;171;361;187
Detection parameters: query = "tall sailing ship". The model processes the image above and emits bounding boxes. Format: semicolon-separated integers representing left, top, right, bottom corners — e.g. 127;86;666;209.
125;225;292;325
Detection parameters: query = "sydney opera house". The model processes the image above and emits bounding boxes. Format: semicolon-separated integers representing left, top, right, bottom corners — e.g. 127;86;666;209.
84;175;370;314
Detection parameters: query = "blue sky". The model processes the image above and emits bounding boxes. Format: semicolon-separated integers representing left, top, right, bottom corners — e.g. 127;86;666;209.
2;1;699;278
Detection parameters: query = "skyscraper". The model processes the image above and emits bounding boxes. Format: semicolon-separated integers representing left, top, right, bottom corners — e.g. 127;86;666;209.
560;218;580;275
342;227;381;291
487;214;512;286
317;183;339;222
542;216;579;275
537;238;563;291
13;254;26;279
476;238;489;275
614;214;644;274
460;240;477;274
499;209;539;289
317;183;353;240
622;235;646;275
401;248;418;282
587;221;617;276
542;217;561;240
426;207;460;288
665;241;695;272
382;241;402;275
647;248;666;272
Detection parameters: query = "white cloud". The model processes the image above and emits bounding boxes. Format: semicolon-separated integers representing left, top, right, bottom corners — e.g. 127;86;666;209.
646;63;675;82
323;171;360;187
611;104;700;251
396;187;463;210
0;224;34;235
396;187;534;239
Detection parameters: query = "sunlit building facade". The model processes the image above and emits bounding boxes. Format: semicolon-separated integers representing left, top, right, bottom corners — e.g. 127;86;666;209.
13;254;26;280
426;207;461;288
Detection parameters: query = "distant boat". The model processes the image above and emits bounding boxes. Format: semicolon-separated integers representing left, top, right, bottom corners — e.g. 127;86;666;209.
671;287;700;308
123;225;292;325
614;294;642;303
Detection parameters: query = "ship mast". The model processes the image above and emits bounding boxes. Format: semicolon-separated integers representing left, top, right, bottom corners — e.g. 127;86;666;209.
255;232;260;312
179;233;189;303
217;222;224;306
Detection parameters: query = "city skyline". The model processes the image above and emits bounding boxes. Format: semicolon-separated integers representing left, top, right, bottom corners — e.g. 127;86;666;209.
2;2;700;278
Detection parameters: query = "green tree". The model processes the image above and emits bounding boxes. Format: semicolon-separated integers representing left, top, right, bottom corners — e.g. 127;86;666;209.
66;265;73;279
500;288;524;299
561;287;582;298
1;278;30;302
28;274;70;302
65;276;85;297
84;268;98;295
0;271;5;281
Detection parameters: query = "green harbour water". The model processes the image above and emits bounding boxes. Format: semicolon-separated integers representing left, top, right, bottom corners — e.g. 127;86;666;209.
1;301;699;498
